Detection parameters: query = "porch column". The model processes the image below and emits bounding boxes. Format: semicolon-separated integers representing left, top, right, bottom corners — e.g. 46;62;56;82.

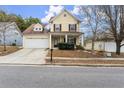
50;34;52;49
65;34;68;43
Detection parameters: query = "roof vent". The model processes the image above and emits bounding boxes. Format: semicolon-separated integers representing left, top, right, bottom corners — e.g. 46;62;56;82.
64;14;66;17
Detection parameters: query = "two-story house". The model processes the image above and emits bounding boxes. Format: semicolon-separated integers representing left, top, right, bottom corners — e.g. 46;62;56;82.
49;9;84;49
23;9;84;49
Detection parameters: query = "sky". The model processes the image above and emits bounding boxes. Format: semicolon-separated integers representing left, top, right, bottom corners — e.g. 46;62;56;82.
0;5;88;35
0;5;80;23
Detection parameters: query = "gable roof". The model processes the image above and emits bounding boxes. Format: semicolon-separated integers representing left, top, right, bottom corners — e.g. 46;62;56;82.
49;17;55;21
23;23;49;35
49;9;81;23
0;22;22;36
33;23;43;27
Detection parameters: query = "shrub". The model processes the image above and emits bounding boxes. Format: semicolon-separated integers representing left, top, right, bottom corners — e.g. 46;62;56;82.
76;45;84;50
58;43;74;50
12;43;16;46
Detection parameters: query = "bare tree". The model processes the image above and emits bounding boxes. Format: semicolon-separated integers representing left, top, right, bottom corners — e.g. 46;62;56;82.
0;22;15;51
100;5;124;55
79;6;104;51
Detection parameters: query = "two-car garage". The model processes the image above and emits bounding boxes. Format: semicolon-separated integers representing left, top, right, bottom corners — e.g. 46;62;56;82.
23;34;49;48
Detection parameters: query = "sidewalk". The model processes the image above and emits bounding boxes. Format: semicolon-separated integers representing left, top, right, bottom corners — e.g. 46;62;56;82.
46;57;124;60
45;57;124;67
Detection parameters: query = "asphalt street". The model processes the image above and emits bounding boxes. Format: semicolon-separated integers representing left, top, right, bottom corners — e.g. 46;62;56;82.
0;66;124;88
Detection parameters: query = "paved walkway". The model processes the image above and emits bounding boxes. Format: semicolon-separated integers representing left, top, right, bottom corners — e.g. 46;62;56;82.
0;49;48;64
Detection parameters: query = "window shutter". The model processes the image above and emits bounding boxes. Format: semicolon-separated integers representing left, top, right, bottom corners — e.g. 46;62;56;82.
69;24;70;32
75;24;77;32
60;24;61;32
54;24;55;32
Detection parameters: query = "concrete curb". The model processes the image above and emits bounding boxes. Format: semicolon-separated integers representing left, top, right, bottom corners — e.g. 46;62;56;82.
0;63;45;65
45;57;124;67
46;57;124;60
0;63;124;67
46;63;124;67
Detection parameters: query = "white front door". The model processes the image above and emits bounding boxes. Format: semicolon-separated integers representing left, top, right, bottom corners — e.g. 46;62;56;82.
24;38;49;48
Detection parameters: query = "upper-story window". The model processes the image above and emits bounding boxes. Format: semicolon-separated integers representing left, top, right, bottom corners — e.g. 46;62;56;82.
15;32;18;35
54;24;61;32
69;24;77;32
39;28;41;31
35;28;38;31
34;27;42;31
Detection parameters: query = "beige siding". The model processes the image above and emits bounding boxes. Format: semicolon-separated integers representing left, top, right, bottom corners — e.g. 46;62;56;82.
50;11;79;32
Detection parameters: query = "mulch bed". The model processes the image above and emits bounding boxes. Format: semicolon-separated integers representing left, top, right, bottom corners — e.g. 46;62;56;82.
47;49;124;58
47;50;105;58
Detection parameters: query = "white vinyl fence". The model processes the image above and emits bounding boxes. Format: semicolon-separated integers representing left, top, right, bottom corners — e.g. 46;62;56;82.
85;41;124;52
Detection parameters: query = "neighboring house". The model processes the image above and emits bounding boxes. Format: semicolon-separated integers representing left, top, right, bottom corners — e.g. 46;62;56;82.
23;9;84;49
85;32;124;52
0;22;22;46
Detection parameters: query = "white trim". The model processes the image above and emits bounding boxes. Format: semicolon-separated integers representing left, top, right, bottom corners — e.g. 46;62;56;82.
65;34;68;43
50;34;52;49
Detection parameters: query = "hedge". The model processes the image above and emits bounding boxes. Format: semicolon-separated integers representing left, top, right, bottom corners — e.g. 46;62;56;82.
58;43;74;50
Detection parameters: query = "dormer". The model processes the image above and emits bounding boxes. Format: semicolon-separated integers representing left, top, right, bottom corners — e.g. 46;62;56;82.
33;23;43;31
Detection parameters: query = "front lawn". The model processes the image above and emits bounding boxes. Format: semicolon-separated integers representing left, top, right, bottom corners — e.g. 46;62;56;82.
47;50;104;58
47;49;124;58
0;46;21;56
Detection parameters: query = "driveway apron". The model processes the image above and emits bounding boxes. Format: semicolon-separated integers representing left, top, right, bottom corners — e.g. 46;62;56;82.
0;49;48;65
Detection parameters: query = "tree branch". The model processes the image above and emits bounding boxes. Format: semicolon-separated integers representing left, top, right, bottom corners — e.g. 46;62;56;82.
121;43;124;47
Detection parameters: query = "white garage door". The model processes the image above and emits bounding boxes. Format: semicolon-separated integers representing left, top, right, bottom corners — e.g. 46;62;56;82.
24;38;49;48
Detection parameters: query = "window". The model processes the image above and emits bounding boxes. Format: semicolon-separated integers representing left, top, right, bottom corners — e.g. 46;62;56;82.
15;32;18;35
35;28;38;30
54;24;61;32
34;27;42;31
69;24;76;32
39;28;41;30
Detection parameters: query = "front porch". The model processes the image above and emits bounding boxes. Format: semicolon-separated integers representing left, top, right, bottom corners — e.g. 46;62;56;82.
49;32;83;49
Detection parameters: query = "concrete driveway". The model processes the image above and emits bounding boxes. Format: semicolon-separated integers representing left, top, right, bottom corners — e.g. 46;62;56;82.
0;49;48;64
